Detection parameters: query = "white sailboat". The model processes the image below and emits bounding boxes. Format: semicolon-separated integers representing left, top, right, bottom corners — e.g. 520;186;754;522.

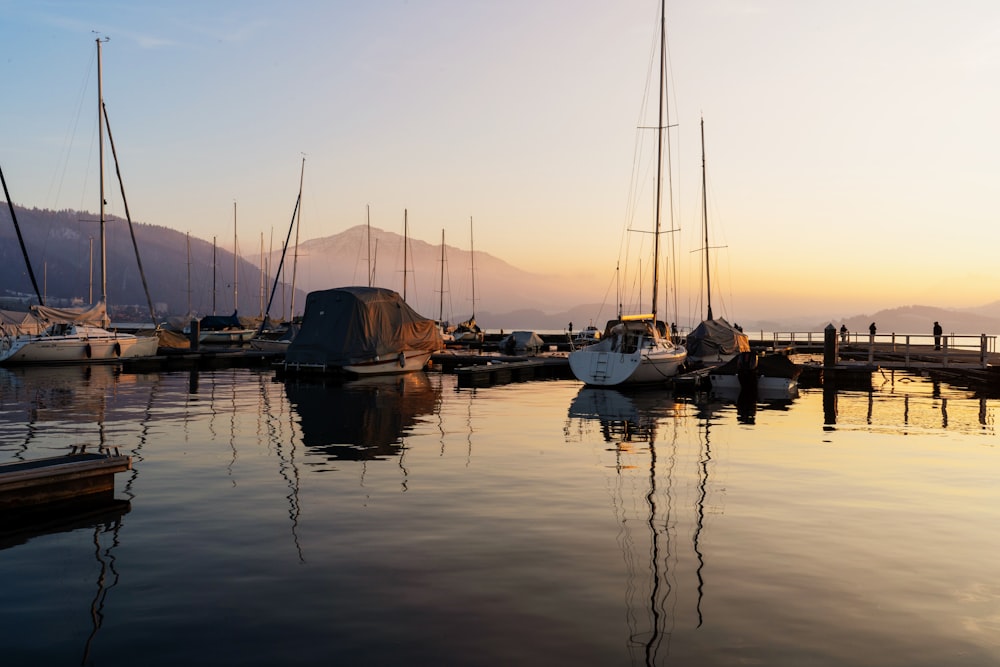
568;0;686;386
0;38;158;365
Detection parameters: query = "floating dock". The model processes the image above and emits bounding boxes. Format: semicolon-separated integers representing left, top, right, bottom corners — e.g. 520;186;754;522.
444;354;574;387
0;448;132;512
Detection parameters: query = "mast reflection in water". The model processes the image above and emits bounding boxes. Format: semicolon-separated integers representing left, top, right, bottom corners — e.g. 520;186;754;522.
567;387;709;665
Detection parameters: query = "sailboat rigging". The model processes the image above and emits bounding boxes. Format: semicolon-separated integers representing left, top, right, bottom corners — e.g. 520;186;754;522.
451;217;483;343
0;38;158;364
250;158;306;352
568;0;686;386
197;202;256;344
683;116;751;367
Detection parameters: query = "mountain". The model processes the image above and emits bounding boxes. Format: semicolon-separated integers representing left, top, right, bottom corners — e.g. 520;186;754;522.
5;206;1000;334
0;204;304;322
818;305;1000;339
276;225;595;327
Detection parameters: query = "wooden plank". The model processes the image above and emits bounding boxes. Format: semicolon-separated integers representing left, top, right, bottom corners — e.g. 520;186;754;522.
0;452;131;511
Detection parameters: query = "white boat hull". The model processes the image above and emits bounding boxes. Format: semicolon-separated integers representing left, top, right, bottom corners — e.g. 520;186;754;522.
708;372;799;395
283;349;434;377
200;329;256;344
0;328;158;365
569;338;686;386
343;350;434;375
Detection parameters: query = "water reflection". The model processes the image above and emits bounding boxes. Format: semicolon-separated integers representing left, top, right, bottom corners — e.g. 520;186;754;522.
284;372;442;463
567;386;704;666
1;496;130;666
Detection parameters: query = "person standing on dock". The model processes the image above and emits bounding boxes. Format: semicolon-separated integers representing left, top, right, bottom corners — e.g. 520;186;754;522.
840;324;848;343
933;321;943;350
869;322;877;338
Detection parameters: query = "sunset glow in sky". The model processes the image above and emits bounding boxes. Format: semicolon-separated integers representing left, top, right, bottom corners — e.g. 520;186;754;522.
2;0;999;321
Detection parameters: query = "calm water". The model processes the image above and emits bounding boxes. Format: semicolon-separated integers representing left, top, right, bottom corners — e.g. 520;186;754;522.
1;365;999;666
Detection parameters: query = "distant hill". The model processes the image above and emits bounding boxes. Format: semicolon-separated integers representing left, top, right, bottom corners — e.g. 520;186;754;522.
0;204;304;321
815;305;1000;339
5;206;1000;334
277;224;599;326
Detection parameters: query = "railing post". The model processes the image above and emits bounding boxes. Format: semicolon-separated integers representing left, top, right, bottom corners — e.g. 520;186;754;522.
905;335;910;367
942;335;949;366
868;332;875;365
982;334;988;369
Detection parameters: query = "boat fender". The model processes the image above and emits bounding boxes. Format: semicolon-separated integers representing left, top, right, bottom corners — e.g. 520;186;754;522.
85;343;92;358
114;342;122;357
398;352;406;368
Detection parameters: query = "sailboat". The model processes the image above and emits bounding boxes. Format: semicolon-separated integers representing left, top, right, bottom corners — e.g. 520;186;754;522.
250;157;306;354
683;116;750;368
198;202;256;344
568;0;686;386
0;39;159;365
451;217;483;343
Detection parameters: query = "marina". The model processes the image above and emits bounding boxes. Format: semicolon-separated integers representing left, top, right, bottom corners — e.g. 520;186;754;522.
1;11;998;663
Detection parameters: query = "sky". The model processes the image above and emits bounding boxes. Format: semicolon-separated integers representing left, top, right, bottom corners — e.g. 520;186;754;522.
1;0;999;323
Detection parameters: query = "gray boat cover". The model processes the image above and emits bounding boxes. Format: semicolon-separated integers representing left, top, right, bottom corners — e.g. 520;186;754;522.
285;286;443;367
31;299;108;327
686;317;750;360
500;330;545;352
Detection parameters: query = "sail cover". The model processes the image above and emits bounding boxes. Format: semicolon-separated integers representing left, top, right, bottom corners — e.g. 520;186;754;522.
285;286;443;367
686;317;750;360
31;300;108;326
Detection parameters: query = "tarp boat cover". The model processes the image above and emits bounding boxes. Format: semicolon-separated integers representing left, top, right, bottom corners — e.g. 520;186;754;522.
199;312;243;331
285;286;443;368
685;317;750;362
31;300;108;327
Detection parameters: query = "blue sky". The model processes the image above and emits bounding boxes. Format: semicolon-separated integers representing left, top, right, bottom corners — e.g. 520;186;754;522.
2;0;999;321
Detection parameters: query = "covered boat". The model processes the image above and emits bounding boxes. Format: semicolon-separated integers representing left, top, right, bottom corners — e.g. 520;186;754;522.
685;317;750;367
281;286;443;376
500;330;545;354
195;311;255;344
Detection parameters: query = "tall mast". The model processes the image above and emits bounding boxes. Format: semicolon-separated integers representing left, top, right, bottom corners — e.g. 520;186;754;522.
367;204;373;287
0;165;45;306
212;235;217;314
651;0;665;321
186;232;191;316
97;37;108;323
439;228;445;324
469;216;476;319
700;116;713;321
233;201;238;314
402;209;408;301
259;232;265;318
290;156;304;317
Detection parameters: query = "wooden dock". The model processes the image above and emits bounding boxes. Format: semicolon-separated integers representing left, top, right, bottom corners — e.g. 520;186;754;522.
444;354;574;387
108;332;1000;393
0;448;132;512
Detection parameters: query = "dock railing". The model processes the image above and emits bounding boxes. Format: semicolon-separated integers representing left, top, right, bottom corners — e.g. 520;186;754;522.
765;331;997;369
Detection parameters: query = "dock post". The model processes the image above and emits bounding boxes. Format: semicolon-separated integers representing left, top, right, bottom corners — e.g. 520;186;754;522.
189;318;200;351
824;323;838;367
868;331;875;365
942;335;949;366
904;335;911;366
982;334;988;369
